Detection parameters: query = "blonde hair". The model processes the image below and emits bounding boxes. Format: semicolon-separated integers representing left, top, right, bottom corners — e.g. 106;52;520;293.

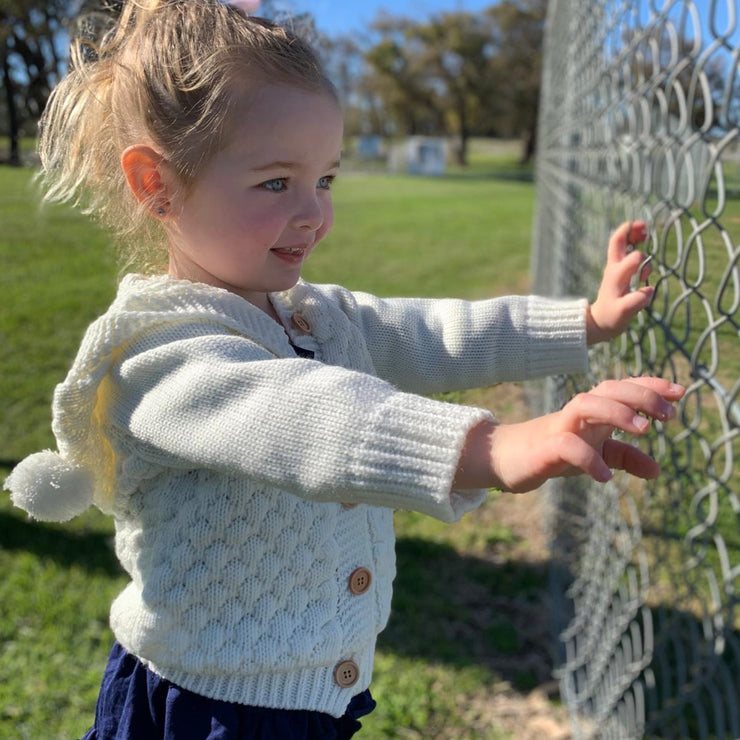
37;0;336;269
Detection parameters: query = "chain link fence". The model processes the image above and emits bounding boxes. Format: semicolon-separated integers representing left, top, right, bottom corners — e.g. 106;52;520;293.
531;1;740;737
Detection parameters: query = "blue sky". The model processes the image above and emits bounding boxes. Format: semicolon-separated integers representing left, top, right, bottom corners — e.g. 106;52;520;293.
280;0;500;36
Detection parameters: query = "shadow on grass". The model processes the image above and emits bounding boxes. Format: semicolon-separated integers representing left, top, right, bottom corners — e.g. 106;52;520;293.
8;495;739;733
381;535;554;692
643;608;740;738
0;507;122;577
1;501;554;691
386;534;740;737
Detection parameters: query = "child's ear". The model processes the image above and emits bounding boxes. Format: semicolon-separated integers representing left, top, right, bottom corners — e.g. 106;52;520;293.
121;145;174;217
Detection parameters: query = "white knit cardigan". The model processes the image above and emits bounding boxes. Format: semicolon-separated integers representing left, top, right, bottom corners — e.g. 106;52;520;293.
6;274;588;716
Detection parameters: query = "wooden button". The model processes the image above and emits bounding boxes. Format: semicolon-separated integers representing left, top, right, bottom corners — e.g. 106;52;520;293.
290;313;311;333
341;502;358;510
348;567;372;595
334;660;360;688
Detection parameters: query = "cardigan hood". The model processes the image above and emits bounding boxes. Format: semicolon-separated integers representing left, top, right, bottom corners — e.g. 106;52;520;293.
4;275;323;521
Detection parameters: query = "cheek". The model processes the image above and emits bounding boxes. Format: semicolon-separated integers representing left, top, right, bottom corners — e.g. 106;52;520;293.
237;204;285;243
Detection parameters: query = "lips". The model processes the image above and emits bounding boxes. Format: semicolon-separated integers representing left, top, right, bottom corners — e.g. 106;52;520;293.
271;245;311;264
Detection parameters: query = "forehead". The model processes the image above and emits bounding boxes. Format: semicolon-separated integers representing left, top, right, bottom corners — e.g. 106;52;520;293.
224;84;343;162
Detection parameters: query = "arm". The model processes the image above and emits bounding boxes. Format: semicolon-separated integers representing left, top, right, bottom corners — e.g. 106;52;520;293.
108;330;492;522
315;285;589;394
453;377;684;492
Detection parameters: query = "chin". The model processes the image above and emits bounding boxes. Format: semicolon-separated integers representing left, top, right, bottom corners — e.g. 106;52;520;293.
271;274;304;292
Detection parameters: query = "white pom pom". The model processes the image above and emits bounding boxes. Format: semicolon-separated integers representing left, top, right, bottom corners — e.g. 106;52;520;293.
4;451;95;522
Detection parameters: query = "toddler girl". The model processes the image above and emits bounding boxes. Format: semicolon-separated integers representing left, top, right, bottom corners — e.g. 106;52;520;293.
5;1;683;738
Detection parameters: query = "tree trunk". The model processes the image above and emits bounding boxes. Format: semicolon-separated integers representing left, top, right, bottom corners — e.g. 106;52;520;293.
456;96;468;167
1;39;21;167
520;128;536;165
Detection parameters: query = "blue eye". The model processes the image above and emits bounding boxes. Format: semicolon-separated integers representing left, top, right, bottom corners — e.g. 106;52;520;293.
317;175;335;190
262;178;287;192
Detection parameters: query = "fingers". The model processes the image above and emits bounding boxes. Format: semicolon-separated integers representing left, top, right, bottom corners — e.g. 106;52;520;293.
607;376;686;401
607;220;647;262
615;249;654;286
538;430;660;485
537;376;683;487
591;376;685;412
566;392;655;434
539;432;613;484
627;220;648;247
568;378;683;432
608;235;654;286
602;439;660;479
610;285;654;316
615;248;647;281
505;377;682;490
540;433;660;485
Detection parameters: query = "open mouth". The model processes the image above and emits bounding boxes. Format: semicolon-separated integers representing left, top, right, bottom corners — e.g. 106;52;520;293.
271;245;311;263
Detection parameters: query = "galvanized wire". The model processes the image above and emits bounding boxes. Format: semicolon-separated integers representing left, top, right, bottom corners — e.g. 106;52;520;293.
532;1;740;738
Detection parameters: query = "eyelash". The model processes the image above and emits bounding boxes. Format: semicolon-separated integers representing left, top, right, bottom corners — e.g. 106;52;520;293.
260;175;336;193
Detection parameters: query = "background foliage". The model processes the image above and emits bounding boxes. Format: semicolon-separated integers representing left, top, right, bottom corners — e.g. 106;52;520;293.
0;0;546;167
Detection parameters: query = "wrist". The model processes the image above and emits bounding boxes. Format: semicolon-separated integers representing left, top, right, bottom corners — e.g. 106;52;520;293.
453;419;501;490
586;304;605;345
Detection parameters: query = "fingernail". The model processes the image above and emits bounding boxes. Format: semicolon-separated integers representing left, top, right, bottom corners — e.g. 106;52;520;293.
633;416;650;432
655;403;676;421
669;383;684;394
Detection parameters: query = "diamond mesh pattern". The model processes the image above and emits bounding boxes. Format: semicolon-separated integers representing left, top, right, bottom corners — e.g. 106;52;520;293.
532;1;740;737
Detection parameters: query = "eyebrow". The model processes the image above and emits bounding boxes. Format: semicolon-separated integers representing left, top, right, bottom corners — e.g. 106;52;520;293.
252;159;341;173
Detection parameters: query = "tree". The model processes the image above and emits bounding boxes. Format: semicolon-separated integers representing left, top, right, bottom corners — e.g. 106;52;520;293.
363;12;492;164
361;1;547;166
0;0;292;165
484;0;547;163
407;11;499;165
0;0;71;165
364;15;446;138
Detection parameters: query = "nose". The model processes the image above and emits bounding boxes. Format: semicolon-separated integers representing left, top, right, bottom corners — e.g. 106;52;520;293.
292;190;325;232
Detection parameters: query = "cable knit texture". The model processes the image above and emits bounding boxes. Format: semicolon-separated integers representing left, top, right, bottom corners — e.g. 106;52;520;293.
5;274;588;717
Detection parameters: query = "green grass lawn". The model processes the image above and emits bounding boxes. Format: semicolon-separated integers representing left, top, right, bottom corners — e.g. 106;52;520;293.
0;156;548;739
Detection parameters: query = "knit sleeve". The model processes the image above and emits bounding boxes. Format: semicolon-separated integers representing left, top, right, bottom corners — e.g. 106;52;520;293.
107;331;492;522
315;286;588;394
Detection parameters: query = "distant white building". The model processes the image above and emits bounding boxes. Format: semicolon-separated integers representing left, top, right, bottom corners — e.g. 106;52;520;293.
389;136;447;175
356;135;382;160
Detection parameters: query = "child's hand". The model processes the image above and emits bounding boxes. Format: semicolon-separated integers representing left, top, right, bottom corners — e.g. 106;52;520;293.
587;221;654;345
454;377;684;493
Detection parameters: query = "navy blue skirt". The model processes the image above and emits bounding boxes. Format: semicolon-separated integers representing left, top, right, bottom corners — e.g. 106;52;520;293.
80;642;376;740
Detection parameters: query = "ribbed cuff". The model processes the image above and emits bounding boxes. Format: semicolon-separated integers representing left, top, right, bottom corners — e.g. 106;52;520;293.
526;296;588;376
347;392;492;522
